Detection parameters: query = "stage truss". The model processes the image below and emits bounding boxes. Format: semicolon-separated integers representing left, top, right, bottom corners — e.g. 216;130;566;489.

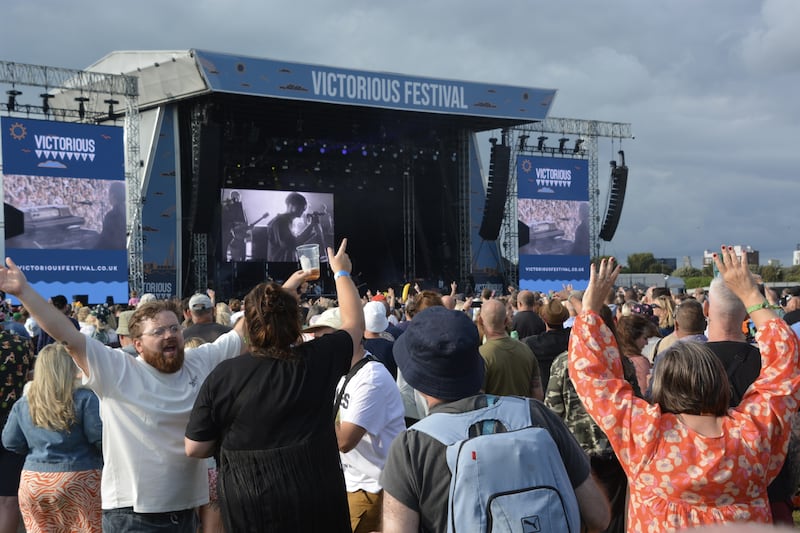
0;60;144;295
505;118;633;287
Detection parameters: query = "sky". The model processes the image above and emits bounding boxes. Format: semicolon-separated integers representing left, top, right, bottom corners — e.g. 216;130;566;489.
2;0;799;268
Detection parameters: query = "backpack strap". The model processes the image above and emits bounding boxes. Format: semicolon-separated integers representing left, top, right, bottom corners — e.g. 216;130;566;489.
412;395;533;446
333;354;374;418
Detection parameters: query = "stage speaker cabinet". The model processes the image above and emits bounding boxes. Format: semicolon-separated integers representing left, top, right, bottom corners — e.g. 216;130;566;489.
478;144;512;241
599;164;628;241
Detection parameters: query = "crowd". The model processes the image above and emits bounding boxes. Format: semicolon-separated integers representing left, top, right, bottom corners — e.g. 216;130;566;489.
1;244;800;532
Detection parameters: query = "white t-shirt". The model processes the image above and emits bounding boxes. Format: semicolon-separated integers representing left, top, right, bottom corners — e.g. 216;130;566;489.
83;329;241;513
336;358;405;493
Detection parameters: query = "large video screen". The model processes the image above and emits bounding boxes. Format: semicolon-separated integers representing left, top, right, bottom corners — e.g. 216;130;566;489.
1;117;127;304
516;155;590;292
220;188;334;263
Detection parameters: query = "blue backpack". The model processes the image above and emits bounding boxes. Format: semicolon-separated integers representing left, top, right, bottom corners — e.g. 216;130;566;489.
412;395;580;533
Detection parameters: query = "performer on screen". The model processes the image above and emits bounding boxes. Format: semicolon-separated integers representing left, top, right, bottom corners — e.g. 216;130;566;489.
265;192;322;262
94;181;127;249
222;191;248;261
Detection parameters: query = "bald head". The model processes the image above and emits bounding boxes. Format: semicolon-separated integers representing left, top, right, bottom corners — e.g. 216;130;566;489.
516;290;535;310
480;299;507;334
441;295;456;310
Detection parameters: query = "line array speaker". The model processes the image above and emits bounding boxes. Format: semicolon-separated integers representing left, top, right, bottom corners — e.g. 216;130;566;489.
599;159;628;242
478;144;512;241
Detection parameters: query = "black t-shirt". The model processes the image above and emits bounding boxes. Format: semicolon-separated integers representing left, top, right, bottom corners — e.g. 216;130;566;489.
511;310;546;339
187;329;352;449
523;328;571;389
363;337;397;379
186;330;354;532
380;395;591;533
706;341;760;406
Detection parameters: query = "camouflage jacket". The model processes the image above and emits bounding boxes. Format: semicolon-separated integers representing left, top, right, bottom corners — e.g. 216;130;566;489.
545;350;642;457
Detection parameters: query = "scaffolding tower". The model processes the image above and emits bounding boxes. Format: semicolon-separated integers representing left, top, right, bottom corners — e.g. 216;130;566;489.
504;118;633;287
0;60;143;295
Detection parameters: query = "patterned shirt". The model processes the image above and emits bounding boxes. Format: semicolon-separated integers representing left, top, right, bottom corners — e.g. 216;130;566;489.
0;329;33;419
569;311;800;531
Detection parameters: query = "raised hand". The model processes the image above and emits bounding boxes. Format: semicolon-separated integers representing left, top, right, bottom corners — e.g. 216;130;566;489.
282;269;312;292
0;258;28;297
327;238;352;276
712;245;761;306
583;258;621;313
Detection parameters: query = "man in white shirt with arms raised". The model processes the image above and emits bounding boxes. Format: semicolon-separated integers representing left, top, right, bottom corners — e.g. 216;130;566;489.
0;258;251;533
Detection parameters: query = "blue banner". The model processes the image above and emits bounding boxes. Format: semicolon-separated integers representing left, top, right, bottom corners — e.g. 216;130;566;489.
2;118;128;304
2;117;124;179
194;50;556;121
517;156;590;292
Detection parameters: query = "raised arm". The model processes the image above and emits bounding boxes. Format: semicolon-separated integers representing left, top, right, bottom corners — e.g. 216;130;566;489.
0;258;87;372
327;239;365;352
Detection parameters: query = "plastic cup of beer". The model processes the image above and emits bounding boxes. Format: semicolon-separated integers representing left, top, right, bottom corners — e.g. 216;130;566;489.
296;244;320;281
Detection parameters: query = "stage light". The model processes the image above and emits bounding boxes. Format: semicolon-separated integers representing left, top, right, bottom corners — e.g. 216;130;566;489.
432;150;439;161
341;146;348;155
361;148;368;157
281;160;289;170
6;89;22;112
297;146;304;153
518;135;530;151
558;137;569;154
104;98;119;119
40;93;54;115
537;136;547;150
573;139;585;153
489;137;498;147
451;152;457;162
320;144;327;154
314;162;321;172
75;96;90;119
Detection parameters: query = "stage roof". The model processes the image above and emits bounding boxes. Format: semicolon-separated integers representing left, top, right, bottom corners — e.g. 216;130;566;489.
88;50;557;130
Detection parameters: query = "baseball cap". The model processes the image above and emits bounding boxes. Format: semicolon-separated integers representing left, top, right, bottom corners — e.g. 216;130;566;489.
363;301;389;333
189;293;213;311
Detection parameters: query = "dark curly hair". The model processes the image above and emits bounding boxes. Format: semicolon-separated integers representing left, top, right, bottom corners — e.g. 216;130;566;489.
244;282;302;359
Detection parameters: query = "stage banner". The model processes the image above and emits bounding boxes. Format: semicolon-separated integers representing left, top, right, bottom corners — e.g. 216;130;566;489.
517;155;590;293
2;117;128;304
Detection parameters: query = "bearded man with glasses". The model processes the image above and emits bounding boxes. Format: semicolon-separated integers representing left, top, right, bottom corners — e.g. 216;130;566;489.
0;257;284;533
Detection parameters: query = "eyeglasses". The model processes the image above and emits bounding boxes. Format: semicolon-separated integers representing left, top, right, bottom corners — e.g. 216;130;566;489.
141;324;182;337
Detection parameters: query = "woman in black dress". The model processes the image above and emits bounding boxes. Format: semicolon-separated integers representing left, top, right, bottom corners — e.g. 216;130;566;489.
185;239;363;532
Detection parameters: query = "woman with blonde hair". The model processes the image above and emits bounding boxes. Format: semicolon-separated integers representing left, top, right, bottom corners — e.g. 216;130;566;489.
568;248;800;530
653;294;676;336
2;343;103;532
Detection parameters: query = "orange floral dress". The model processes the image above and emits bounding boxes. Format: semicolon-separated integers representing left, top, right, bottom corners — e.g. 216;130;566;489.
568;312;800;532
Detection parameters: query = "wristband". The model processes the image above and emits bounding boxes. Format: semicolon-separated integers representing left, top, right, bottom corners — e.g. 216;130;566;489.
334;270;350;280
745;300;770;314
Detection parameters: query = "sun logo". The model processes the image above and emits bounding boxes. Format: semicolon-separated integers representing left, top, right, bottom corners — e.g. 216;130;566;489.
521;159;533;173
9;122;27;141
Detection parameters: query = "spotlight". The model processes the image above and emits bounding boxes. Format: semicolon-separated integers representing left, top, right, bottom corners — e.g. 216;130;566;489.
573;139;585;153
518;135;530;151
75;96;90;119
297;146;304;153
558;137;569;154
6;90;22;112
40;93;54;115
320;144;327;154
537;136;547;150
361;148;368;157
104;98;119;119
341;146;348;155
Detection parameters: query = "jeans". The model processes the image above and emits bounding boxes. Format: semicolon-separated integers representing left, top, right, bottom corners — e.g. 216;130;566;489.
102;506;197;533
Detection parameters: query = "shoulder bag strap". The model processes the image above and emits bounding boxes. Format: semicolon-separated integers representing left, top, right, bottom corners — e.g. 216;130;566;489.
333;354;374;418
